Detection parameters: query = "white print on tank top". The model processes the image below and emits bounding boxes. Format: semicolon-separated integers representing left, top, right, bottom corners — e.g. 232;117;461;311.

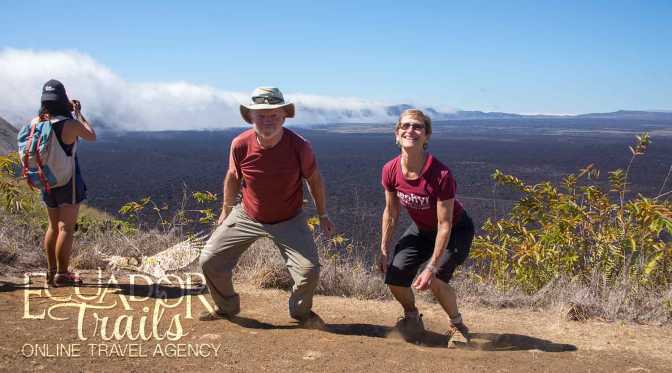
397;191;430;210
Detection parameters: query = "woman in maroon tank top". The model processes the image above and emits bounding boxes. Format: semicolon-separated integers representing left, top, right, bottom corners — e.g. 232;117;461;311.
379;109;475;343
36;80;96;287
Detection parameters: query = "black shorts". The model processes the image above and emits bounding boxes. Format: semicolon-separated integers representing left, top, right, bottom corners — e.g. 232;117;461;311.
41;172;87;208
384;211;475;287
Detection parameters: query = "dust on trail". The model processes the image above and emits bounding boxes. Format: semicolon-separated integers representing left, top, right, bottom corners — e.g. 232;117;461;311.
1;271;670;373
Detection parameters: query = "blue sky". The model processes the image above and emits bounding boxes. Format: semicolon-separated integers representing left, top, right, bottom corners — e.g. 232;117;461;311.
1;0;671;119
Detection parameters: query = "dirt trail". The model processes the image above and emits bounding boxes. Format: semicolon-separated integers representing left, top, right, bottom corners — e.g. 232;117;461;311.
0;271;670;372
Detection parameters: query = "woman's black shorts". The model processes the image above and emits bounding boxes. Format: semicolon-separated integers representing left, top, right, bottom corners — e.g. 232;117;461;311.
384;211;475;287
41;172;87;208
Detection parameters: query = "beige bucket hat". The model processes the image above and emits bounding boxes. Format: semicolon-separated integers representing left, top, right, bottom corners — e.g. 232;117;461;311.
240;87;295;124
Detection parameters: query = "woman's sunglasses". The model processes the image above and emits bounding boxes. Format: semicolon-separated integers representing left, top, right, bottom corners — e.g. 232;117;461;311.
399;123;426;131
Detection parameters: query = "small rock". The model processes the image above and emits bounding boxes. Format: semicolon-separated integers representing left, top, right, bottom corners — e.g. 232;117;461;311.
302;350;322;360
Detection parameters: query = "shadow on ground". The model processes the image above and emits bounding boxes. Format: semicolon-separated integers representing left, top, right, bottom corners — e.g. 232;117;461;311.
326;323;446;348
226;315;300;330
325;324;577;351
455;333;577;352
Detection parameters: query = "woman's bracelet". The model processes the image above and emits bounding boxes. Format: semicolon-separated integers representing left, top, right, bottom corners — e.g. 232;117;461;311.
319;213;329;219
425;264;438;275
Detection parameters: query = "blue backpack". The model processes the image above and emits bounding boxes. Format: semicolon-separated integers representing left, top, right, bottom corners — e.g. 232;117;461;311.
17;116;77;198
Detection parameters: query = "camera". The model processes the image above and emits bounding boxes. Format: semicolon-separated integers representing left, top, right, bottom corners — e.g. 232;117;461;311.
71;99;81;112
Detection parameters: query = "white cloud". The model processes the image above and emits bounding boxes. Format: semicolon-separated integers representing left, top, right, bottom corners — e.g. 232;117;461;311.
0;49;398;130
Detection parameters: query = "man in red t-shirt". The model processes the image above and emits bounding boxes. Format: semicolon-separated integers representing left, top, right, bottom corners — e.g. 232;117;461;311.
199;87;335;329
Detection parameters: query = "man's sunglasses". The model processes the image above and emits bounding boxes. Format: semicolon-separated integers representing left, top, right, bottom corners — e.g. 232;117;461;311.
399;122;426;131
252;96;285;105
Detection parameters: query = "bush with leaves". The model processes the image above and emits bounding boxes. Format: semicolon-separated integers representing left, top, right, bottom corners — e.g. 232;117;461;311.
472;133;672;293
0;152;42;216
0;152;137;236
118;189;218;233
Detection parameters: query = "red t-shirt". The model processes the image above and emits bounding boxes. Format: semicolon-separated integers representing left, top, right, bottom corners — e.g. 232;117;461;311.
382;153;464;231
230;128;317;224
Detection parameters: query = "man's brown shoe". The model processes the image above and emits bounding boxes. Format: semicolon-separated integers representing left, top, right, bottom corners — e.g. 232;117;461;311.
199;309;233;321
297;311;326;330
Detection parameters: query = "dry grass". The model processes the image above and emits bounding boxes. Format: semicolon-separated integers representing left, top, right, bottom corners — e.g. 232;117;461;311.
0;207;185;274
234;237;388;300
451;270;672;325
0;213;45;270
1;207;670;326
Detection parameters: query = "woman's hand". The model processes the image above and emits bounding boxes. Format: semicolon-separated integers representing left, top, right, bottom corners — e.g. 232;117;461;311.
412;268;434;291
378;251;389;273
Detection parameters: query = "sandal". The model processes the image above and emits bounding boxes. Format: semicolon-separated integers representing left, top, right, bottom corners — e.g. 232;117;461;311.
53;272;83;287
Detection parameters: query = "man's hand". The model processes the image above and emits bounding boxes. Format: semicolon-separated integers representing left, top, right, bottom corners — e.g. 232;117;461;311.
378;251;389;273
412;268;434;291
319;216;335;237
217;206;233;225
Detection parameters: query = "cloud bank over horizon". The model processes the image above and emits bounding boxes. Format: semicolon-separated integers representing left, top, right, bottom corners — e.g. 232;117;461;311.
0;49;408;131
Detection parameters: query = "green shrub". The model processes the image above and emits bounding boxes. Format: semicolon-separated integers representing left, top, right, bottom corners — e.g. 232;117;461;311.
472;133;672;293
118;189;218;233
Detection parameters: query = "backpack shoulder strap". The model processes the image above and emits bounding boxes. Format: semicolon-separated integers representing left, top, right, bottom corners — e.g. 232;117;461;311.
21;121;39;189
50;115;70;124
32;125;51;194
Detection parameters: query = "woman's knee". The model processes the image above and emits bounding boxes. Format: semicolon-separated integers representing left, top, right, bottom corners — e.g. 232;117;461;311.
454;249;469;265
57;221;75;234
450;233;473;265
45;223;58;234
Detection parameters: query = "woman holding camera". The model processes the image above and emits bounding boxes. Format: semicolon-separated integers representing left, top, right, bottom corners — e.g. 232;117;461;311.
36;79;96;286
379;108;474;342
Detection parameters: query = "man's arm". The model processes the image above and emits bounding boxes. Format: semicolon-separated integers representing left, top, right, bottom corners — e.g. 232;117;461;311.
305;167;335;237
218;169;241;224
218;145;242;225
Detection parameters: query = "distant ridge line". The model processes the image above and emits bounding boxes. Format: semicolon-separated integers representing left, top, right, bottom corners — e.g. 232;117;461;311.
0;115;18;155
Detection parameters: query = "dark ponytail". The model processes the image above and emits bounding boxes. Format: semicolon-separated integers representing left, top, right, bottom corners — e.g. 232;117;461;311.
39;100;73;121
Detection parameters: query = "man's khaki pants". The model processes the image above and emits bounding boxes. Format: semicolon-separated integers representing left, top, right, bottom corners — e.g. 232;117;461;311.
199;205;320;320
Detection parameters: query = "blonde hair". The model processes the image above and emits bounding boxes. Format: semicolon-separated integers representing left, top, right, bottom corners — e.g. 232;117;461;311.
394;109;432;135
